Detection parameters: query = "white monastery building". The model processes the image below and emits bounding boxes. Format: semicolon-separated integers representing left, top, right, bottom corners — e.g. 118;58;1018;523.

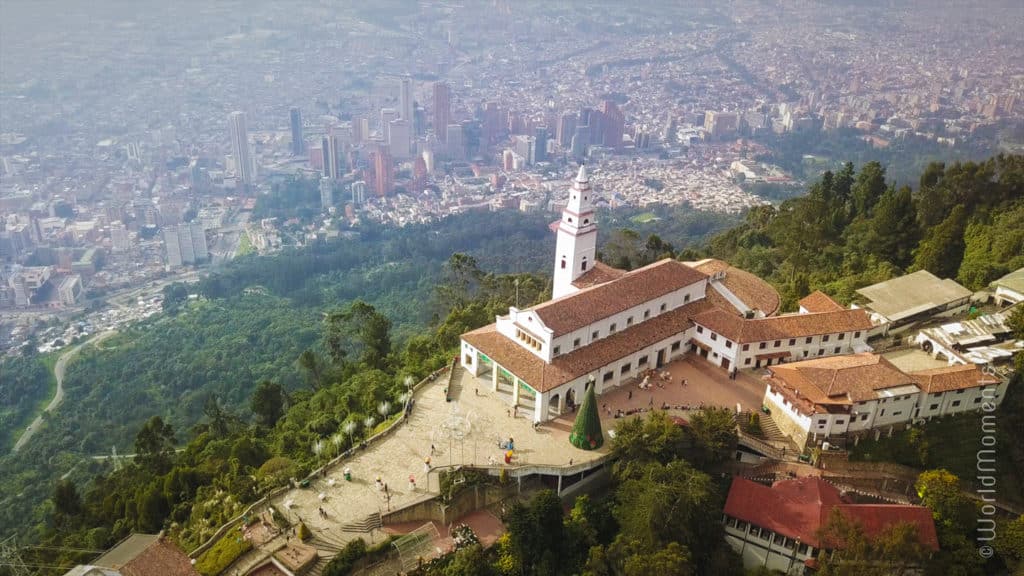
459;166;878;423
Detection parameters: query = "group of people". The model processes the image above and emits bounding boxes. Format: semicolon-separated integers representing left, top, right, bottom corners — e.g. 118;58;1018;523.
317;506;329;519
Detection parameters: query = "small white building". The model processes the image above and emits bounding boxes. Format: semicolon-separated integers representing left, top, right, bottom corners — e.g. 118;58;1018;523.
762;354;1006;448
990;267;1024;306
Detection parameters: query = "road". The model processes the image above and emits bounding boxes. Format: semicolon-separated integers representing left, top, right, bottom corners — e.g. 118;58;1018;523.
12;331;117;453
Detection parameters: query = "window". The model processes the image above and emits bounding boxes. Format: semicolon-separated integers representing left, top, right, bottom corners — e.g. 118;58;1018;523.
745;358;752;365
774;534;786;546
737;520;749;532
860;414;868;421
880;409;886;416
798;543;809;555
823;335;830;342
855;331;861;338
684;294;691;303
553;346;560;355
805;337;813;344
818;422;826;428
929;403;939;410
834;347;841;354
710;333;718;341
818;349;824;355
660;303;667;312
956;389;965;394
726;517;738;528
952;400;962;407
621;363;631;374
759;342;767;350
974;397;982;403
560;258;566;269
932;392;941;398
583;218;589;224
893;411;902;416
573;338;581;348
750;526;762;539
758;528;770;541
603;371;613;382
803;350;809;357
697;326;704;334
671;341;681;351
789;339;796;346
592;330;599;340
638;355;648;365
581;260;587;271
644;310;651;319
726;340;733;349
627;316;634;326
743;344;750;351
835;419;845;425
838;333;845;340
774;340;781;348
610;323;617;333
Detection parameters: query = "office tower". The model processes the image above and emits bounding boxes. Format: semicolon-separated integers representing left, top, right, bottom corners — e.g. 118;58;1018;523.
164;226;183;267
601;100;624;151
229;111;253;186
422;149;435;174
446;124;464;160
372;145;394;197
432;82;451;142
557;111;577;148
163;223;208;268
703;111;739;139
351;181;367;206
512;135;535;165
388;119;411;159
482;101;500;146
289;107;304;155
503;149;515;171
534;126;548;162
320;177;333;211
351;115;368;143
323;131;347;179
189;222;208;262
110;221;130;253
571;125;589;158
400;77;414;124
381;108;398;136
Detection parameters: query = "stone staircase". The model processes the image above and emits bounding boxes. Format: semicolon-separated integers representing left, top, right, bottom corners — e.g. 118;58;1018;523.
340;511;382;533
737;410;801;458
303;533;349;576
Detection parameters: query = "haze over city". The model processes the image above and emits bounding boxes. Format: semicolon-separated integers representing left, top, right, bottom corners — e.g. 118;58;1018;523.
1;2;1024;575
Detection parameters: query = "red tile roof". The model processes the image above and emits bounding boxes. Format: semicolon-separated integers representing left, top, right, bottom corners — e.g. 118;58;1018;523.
571;261;627;289
530;259;707;336
119;537;200;576
687;259;782;316
724;477;938;550
693;307;873;344
909;364;1001;393
464;300;715;392
766;353;916;407
799;290;845;313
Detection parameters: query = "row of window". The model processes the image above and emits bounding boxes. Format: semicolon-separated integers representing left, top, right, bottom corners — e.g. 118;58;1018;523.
515;328;542;351
724;517;811;555
559;302;677;357
696;328;864;354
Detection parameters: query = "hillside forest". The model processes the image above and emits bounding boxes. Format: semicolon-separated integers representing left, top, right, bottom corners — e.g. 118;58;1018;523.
1;155;1023;575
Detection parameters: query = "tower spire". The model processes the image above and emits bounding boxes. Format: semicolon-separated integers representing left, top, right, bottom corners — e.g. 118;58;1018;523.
552;165;598;299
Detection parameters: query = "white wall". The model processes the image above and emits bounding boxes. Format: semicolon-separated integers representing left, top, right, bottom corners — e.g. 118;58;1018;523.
724;519;814;573
692;323;869;371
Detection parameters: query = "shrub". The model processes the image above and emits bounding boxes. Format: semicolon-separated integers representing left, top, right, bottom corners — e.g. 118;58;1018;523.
194;533;253;576
322;538;368;576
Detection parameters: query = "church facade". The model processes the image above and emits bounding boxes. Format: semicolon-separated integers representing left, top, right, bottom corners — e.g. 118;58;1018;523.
459;166;873;423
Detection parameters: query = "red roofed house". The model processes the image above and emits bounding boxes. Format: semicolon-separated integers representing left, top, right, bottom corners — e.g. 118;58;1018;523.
63;533;200;576
723;477;938;573
762;354;1005;449
459;166;879;423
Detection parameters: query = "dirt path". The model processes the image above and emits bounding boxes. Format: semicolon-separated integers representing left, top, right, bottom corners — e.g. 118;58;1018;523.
12;331;117;453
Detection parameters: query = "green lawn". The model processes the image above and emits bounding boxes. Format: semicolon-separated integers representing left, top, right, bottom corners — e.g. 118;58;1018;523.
850;412;1023;505
236;231;255;257
629;212;659;224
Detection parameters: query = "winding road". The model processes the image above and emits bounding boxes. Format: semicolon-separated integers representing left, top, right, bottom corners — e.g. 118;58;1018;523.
12;331;117;453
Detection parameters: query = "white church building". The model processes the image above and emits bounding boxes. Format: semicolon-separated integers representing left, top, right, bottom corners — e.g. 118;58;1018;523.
459;166;875;423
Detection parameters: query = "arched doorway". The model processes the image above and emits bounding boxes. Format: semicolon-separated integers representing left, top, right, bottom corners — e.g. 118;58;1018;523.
565;388;578;412
548;393;561;418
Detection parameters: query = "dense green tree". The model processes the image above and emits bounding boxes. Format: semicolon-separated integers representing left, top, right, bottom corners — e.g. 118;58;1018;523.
867;185;919;268
134;416;177;473
501;490;566;576
250;380;286;428
851;161;888;217
687;407;739;467
325;300;392;370
52;479;83;532
442;544;497;576
610;411;688;467
912;205;968;278
816;507;928;576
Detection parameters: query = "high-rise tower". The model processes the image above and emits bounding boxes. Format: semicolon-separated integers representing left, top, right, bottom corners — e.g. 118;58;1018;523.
229;111;253;186
289;107;304;155
552;165;597;299
432;82;451;142
400;77;414;124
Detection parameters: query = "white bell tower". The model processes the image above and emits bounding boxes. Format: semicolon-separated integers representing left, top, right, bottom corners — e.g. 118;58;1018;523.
552;165;598;299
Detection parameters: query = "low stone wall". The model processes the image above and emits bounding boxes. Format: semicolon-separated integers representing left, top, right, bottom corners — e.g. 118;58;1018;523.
381;484;518;526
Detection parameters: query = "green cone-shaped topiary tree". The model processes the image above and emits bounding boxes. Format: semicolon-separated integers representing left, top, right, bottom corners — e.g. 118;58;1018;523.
569;381;604;450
